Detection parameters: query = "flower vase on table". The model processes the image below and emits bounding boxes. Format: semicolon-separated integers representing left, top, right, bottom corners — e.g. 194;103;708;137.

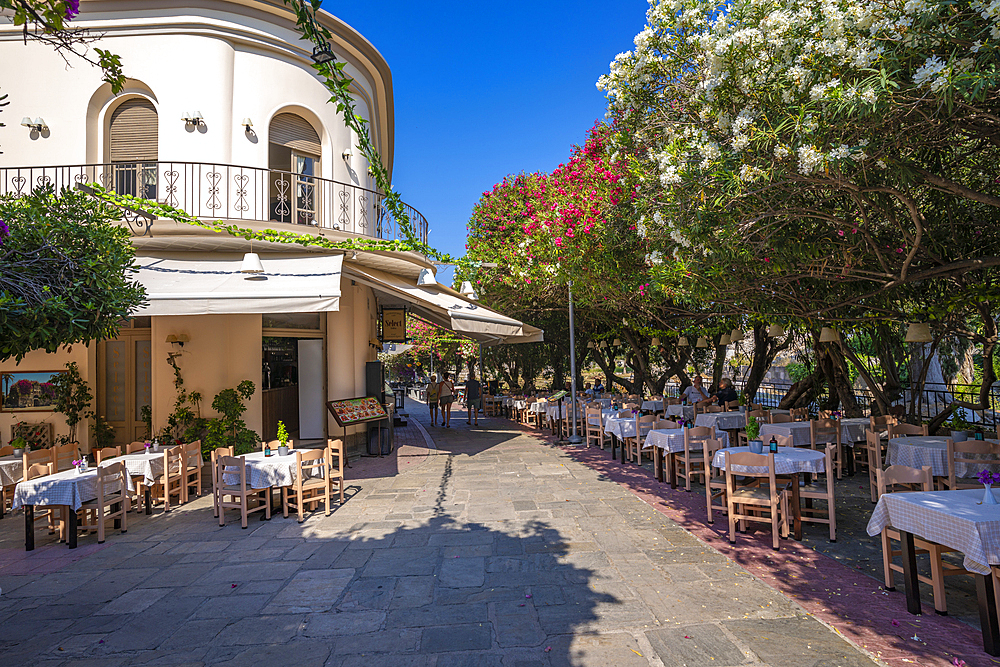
979;471;1000;505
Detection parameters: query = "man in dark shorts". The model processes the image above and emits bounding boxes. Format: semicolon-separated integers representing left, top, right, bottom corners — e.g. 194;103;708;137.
465;369;482;426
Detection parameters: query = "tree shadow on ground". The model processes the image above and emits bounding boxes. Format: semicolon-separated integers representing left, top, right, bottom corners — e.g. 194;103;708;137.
545;438;990;667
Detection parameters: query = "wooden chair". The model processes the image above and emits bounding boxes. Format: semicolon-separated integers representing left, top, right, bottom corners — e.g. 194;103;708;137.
888;423;928;438
282;448;334;522
941;439;1000;490
769;414;793;424
327;438;346;504
725;450;790;551
665;397;681;406
95;447;119;464
878;465;969;614
870;414;898;434
810;419;843;479
23;462;59;540
210;446;234;517
790;407;809;421
0;445;12;456
654;418;680;430
797;443;837;541
748;409;769;422
181;440;203;503
77;461;129;543
705;405;725;414
702;438;727;523
866;428;884;503
217;454;271;528
675;426;713;491
52;442;80;472
625;414;657;463
264;439;295;451
152;446;185;511
126;441;147;454
585;407;609;449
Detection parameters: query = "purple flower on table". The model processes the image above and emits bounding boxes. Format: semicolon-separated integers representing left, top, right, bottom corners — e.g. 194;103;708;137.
977;470;1000;485
64;0;80;19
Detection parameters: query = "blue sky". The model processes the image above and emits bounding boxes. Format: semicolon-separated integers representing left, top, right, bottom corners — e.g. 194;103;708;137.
331;1;647;282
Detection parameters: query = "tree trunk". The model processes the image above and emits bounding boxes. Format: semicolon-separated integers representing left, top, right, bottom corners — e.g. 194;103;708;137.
778;369;824;408
743;325;793;402
816;341;860;416
709;334;726;393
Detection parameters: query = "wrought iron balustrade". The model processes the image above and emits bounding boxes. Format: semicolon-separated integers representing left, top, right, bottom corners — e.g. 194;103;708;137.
0;161;428;244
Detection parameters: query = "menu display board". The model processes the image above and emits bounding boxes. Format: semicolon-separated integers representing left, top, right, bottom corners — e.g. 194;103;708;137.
381;308;407;343
326;396;388;427
547;390;568;402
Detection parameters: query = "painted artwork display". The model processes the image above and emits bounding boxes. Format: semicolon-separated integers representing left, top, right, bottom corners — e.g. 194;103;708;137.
326;396;388;427
1;372;64;412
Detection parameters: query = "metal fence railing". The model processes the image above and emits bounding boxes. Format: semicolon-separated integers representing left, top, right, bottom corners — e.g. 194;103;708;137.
0;161;429;244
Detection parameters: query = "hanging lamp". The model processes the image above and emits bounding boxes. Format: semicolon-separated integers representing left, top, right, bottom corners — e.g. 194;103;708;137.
677;337;689;347
905;323;933;343
818;327;840;343
767;323;785;338
240;239;264;274
719;334;731;345
695;336;709;348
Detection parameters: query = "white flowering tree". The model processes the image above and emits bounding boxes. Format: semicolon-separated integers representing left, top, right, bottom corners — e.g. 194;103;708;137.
599;0;1000;320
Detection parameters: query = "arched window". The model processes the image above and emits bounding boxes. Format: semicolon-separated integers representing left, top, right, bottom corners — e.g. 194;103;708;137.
109;98;158;199
268;113;320;225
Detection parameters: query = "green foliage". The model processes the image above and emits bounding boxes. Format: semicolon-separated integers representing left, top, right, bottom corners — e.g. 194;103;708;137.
49;361;92;443
139;404;153;440
745;415;761;442
276;420;289;447
203;380;258;459
162;354;202;442
0;186;145;362
785;363;813;383
90;414;115;449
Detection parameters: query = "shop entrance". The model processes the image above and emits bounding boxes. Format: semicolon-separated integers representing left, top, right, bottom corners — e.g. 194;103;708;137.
97;317;152;445
261;326;325;442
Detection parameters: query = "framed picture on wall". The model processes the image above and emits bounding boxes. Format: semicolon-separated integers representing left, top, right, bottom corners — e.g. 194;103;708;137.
1;371;64;412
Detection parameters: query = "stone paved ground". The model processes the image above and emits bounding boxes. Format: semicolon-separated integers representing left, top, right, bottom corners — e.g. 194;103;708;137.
0;402;884;666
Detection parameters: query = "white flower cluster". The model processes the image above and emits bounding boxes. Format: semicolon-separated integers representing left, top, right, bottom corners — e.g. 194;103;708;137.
797;145;825;175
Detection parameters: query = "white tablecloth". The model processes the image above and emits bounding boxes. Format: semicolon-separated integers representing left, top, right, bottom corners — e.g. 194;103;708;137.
223;451;315;488
867;489;1000;575
712;446;826;476
0;455;24;487
645;428;730;453
586;409;616;428
696;411;746;432
13;464;133;511
118;452;166;487
759;418;870;447
665;404;696;421
641;400;663;412
887;436;1000;478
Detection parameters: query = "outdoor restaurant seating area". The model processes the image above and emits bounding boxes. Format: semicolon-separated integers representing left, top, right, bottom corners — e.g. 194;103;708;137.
0;438;346;550
487;389;1000;655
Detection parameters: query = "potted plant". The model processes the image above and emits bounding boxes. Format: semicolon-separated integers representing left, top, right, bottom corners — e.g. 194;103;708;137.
50;362;92;447
944;413;973;442
10;435;27;457
738;393;747;414
276;420;290;456
746;415;763;453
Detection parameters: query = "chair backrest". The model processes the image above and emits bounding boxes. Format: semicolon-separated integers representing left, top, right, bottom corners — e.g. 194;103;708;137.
810;419;841;445
164;445;183;475
183;440;202;467
617;410;633;418
877;465;933;495
769;414;793;424
95;447;119;464
97;461;128;501
217;454;245;489
636;414;656;438
948;439;1000;474
295;448;328;485
790;407;809;421
725;400;740;411
748;409;769;421
623;402;639;410
0;445;12;456
705;405;724;413
327;438;345;478
764;433;793;448
52;442;79;472
23;447;53;471
654;418;680;430
665;397;681;405
871;415;898;429
701;437;725;470
865;428;883;469
127;441;146;454
684;425;713;450
725;450;777;489
26;461;52;480
888;423;928;438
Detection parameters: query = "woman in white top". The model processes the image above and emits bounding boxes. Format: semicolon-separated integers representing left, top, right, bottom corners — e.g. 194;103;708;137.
438;371;455;428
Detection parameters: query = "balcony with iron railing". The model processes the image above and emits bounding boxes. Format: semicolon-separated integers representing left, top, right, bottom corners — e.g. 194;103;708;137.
0;162;429;245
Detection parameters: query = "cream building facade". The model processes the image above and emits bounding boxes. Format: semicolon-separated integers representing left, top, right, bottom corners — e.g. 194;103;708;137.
0;0;538;452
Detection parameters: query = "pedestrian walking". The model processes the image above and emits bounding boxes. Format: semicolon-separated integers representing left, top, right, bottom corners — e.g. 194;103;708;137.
427;374;440;426
438;372;455;428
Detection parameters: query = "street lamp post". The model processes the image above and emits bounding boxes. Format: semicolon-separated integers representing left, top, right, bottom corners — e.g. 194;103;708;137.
568;281;582;445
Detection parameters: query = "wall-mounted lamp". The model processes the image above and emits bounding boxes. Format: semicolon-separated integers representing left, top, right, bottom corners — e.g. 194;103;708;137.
417;268;437;286
342;147;353;161
21;117;47;132
165;333;190;347
181;111;204;126
311;43;336;64
242;118;253;132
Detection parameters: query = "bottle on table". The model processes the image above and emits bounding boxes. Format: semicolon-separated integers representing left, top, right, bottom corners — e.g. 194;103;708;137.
769;436;778;453
264;442;272;457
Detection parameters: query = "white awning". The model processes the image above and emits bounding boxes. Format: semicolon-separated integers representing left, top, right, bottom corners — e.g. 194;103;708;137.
135;252;343;316
343;264;543;345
